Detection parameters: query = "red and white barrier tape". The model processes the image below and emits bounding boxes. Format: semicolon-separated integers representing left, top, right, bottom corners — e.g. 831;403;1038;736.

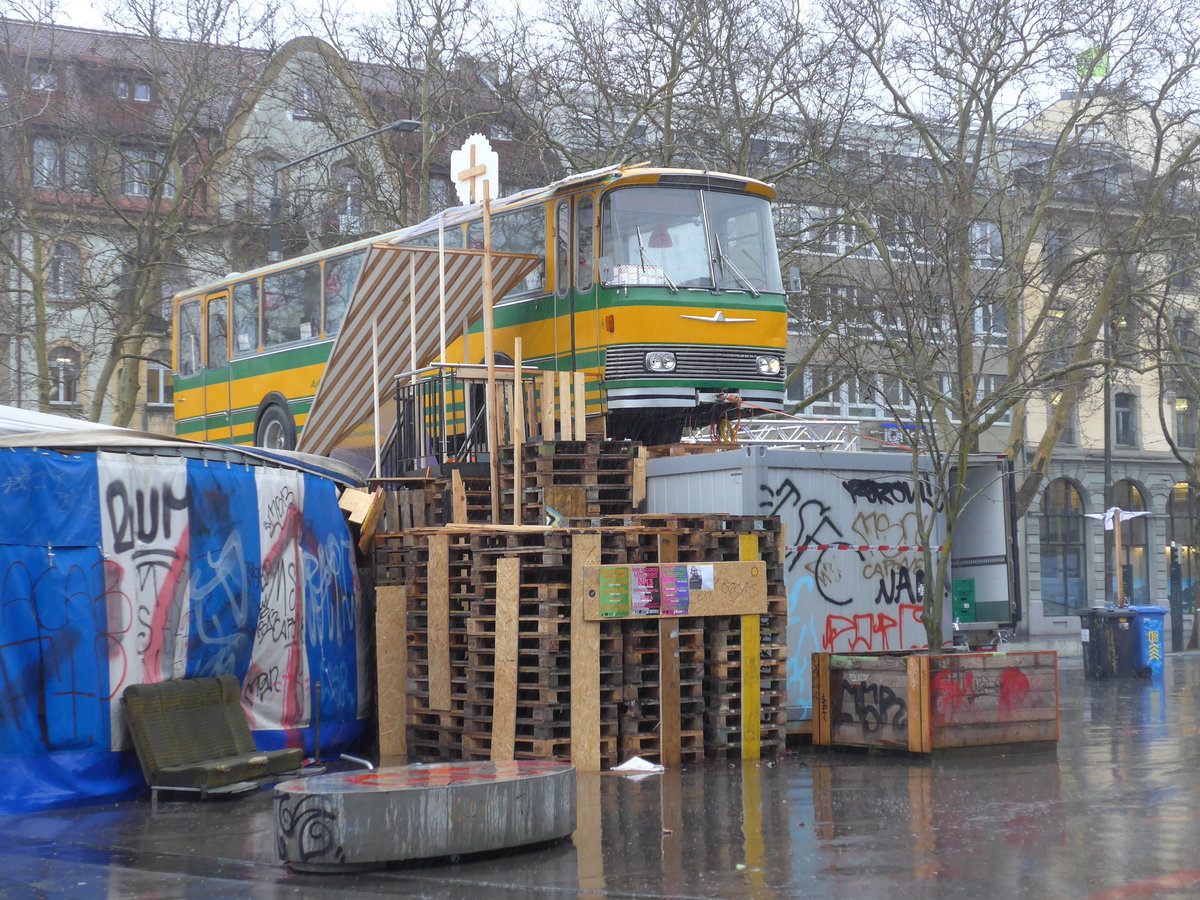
791;543;943;553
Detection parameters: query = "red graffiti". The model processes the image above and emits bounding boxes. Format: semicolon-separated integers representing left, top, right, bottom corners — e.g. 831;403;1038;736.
931;665;1033;724
142;528;190;685
821;603;924;652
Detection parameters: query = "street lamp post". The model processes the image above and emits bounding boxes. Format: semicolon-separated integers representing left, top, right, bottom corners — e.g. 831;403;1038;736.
268;118;422;262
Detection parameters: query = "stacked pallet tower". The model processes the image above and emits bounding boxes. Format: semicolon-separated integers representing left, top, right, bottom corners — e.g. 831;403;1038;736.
374;439;788;771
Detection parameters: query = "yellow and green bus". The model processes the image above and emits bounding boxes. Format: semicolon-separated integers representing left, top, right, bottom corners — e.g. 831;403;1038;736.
173;164;788;449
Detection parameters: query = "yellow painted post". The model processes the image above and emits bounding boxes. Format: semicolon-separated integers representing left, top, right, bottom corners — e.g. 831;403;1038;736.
739;533;761;760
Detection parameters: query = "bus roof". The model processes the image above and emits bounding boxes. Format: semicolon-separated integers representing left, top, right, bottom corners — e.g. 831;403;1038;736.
173;166;775;302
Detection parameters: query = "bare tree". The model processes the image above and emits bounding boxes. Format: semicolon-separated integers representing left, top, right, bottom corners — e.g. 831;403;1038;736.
783;0;1200;646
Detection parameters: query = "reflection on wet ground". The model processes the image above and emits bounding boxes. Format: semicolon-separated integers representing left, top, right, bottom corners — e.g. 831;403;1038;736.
4;657;1200;898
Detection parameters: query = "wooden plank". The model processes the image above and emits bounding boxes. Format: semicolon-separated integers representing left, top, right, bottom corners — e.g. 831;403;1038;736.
375;585;407;761
428;533;451;712
541;372;555;440
812;653;831;746
581;560;767;620
739;533;761;761
906;655;926;753
491;558;520;761
542;485;588;521
451;469;467;524
559;371;573;440
632;446;647;512
573;371;587;440
658;534;681;768
511;339;525;528
571;532;602;771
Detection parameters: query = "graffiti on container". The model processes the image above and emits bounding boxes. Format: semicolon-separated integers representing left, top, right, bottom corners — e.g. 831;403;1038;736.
931;666;1031;722
821;603;925;652
833;674;908;735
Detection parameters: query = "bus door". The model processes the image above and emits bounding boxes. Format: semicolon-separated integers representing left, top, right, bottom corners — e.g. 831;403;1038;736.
573;194;598;368
203;291;233;441
553;199;573;370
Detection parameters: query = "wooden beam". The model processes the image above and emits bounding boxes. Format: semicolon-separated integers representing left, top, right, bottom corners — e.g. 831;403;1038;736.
739;533;761;760
491;557;520;761
632;446;647;512
482;188;501;525
450;469;467;524
511;340;525;527
559;371;573;440
541;372;554;440
375;585;407;761
573;371;587;441
658;533;681;768
428;534;451;711
571;532;602;771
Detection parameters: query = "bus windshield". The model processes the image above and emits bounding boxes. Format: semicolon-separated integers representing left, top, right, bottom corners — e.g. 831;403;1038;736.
599;187;784;294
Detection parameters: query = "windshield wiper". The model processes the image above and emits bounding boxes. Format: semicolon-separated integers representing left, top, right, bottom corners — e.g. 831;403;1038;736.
634;225;679;294
713;236;760;297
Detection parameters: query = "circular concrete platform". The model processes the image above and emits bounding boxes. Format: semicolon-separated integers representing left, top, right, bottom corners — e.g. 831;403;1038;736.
274;761;576;872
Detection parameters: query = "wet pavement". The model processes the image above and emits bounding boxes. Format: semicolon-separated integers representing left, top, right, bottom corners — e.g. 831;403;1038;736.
5;655;1200;899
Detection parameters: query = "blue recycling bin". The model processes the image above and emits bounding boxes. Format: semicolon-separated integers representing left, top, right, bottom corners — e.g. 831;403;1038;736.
1127;605;1167;678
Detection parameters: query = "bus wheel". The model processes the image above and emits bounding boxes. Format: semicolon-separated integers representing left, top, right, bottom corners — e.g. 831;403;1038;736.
256;403;296;451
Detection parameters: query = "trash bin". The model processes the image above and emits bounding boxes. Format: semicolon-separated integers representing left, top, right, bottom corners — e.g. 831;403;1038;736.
1126;605;1168;678
1081;609;1141;678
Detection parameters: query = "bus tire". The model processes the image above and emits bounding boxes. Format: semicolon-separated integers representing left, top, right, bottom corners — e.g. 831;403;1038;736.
255;402;296;451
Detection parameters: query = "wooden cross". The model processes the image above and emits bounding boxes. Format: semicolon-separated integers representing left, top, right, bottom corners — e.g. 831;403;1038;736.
456;144;487;204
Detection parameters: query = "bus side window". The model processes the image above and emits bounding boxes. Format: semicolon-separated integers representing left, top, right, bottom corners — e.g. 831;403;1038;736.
207;295;229;369
178;299;201;377
324;250;365;337
555;200;570;298
264;263;320;346
233;280;260;353
576;196;594;288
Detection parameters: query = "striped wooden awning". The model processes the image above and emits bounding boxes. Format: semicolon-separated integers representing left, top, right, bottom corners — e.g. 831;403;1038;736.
297;243;540;459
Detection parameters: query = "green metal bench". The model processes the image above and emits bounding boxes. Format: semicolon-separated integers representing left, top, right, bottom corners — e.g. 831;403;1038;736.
122;675;304;807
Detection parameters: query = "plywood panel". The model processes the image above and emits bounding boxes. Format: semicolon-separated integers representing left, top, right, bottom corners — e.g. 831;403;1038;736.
375;585;407;761
581;561;767;620
428;533;451;712
571;533;602;771
491;557;520;761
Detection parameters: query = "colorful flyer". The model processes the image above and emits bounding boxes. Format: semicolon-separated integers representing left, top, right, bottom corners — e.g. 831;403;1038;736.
660;565;690;615
597;567;632;618
631;565;661;616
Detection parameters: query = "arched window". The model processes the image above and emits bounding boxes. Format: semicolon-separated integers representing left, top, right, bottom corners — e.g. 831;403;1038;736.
49;346;80;406
1167;483;1198;614
1040;479;1086;615
1111;480;1150;605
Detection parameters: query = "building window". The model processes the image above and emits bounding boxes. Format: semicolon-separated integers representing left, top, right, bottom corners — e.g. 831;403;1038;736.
1047;390;1077;445
249;156;277;215
1114;392;1137;446
49;347;80;405
32;138;88;190
47;243;82;298
1168;483;1198;615
115;76;151;101
30;67;56;91
1176;396;1198;449
292;81;318;120
1111;480;1149;605
1040;479;1086;616
145;357;173;408
969;220;1002;268
335;167;365;233
124;148;174;198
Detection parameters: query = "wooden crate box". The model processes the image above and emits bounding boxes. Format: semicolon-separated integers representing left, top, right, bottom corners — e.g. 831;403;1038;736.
812;650;1059;753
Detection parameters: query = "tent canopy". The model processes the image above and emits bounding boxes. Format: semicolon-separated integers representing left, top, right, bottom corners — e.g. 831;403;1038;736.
296;243;540;462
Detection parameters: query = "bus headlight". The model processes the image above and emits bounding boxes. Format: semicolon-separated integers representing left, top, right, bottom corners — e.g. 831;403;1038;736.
645;351;677;372
756;355;782;375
